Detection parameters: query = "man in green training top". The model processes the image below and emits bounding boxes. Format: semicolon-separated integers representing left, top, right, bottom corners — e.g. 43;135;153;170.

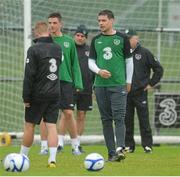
39;12;83;155
88;9;134;162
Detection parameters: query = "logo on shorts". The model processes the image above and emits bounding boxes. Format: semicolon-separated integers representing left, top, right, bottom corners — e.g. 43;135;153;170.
69;104;74;108
89;105;93;109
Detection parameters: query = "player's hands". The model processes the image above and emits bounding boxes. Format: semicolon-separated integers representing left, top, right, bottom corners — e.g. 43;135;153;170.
144;84;152;91
126;83;131;93
98;69;111;78
24;102;30;107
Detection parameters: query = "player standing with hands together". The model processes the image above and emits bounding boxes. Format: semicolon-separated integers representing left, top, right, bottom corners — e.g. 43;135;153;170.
88;10;134;162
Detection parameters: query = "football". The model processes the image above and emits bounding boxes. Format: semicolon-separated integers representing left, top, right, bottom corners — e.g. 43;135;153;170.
3;153;30;172
84;153;104;171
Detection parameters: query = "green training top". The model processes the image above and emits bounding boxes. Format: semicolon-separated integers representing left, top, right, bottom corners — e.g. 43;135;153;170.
89;32;132;87
53;34;83;89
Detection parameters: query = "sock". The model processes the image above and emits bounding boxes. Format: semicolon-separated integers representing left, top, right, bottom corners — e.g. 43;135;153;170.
58;135;64;147
77;135;81;145
48;147;57;163
41;140;48;151
20;145;30;156
71;138;79;150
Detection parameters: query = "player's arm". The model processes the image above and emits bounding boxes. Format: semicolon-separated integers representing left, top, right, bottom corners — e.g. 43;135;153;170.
88;37;111;78
70;40;83;90
126;57;133;92
88;59;111;78
146;49;164;87
22;47;37;106
124;34;134;92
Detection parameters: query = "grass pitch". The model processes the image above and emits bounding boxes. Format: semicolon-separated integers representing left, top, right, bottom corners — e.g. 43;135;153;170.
0;144;180;176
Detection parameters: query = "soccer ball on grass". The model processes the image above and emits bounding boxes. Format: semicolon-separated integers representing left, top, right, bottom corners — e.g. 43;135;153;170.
3;153;30;172
84;153;104;171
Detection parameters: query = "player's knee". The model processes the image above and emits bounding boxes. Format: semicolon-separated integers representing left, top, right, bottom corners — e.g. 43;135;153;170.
64;110;73;119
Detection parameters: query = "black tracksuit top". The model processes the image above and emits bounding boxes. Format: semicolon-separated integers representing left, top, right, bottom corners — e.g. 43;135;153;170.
130;43;163;94
23;37;62;102
75;43;94;94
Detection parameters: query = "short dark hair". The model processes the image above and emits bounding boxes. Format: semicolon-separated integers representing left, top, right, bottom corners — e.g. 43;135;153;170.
48;12;62;21
98;9;114;19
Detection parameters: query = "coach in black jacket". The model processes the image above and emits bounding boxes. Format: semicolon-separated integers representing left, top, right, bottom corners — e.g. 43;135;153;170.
21;21;62;167
124;29;163;153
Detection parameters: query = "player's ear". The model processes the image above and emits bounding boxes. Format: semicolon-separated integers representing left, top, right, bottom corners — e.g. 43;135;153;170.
60;21;64;29
34;31;40;38
110;18;114;24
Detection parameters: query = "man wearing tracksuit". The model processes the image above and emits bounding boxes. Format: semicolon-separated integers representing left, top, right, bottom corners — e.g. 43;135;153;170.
125;29;163;153
21;21;62;167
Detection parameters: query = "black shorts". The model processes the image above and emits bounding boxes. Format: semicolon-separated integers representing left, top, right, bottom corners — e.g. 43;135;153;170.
25;100;59;124
74;93;93;111
59;81;74;110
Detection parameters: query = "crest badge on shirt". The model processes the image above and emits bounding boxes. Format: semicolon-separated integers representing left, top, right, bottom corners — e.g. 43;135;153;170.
85;51;89;57
135;54;142;60
113;39;120;45
64;42;70;48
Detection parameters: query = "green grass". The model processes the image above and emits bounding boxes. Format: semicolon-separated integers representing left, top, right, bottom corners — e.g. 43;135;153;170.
0;144;180;176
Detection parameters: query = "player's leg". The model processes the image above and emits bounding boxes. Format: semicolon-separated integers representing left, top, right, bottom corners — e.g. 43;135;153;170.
76;94;92;152
135;91;153;153
57;112;66;152
44;100;59;167
62;109;81;155
57;81;68;152
76;110;86;138
46;122;58;167
58;110;79;154
39;119;48;155
95;87;117;161
20;122;35;156
76;110;86;152
125;94;135;153
110;86;127;161
20;102;42;156
58;81;81;155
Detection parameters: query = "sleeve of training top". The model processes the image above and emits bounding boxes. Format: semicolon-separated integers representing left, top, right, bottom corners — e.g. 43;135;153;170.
123;34;132;59
89;37;97;61
88;59;101;74
22;47;37;103
88;37;100;74
126;57;134;84
146;49;164;86
123;34;134;83
70;40;83;90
